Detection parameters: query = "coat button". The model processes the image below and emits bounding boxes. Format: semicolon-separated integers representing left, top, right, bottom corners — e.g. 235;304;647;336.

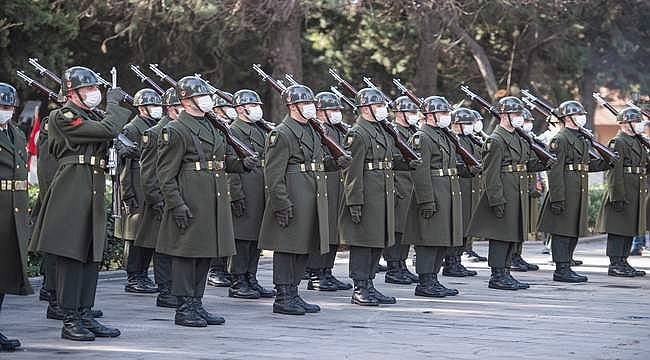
15;208;19;213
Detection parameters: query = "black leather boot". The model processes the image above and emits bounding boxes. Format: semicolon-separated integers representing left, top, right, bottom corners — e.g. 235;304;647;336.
518;256;539;271
307;269;338;291
291;286;320;313
156;286;178;308
414;273;446;298
0;332;21;351
385;261;412;284
324;268;352;290
39;287;52;302
400;260;419;283
273;285;305;315
207;269;231;287
457;256;478;276
488;268;518;290
192;298;225;325
80;309;120;337
505;269;529;289
368;279;396;304
247;273;276;298
376;263;388;273
141;271;158;291
622;258;646;277
61;311;95;341
608;257;635;277
443;256;465;277
46;295;65;320
125;274;158;294
434;274;459;296
465;249;487;262
510;256;528;272
351;280;379;306
553;263;588;283
175;297;207;327
570;259;583;266
229;274;261;299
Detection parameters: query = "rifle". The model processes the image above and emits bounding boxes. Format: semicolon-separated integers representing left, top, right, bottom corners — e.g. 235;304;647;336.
328;69;420;162
94;72;134;104
521;89;617;163
593;92;650;151
148;64;256;159
252;64;349;159
362;77;395;109
627;100;650;120
16;70;59;102
130;65;165;95
459;84;557;167
391;78;481;169
330;86;356;111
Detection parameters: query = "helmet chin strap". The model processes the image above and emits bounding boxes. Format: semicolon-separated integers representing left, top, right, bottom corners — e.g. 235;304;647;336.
431;113;439;127
296;104;311;121
74;89;93;109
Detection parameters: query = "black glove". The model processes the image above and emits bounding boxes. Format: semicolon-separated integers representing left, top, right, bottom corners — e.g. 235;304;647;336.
231;199;246;217
349;205;362;224
242;156;259;170
550;201;565;215
115;140;139;159
152;201;164;221
612;200;626;212
419;202;436;219
106;88;125;105
491;204;505;219
409;159;423;170
172;204;193;231
124;197;139;213
336;155;352;169
274;206;293;228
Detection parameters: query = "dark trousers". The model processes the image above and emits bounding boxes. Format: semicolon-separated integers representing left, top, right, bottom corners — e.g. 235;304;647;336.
40;252;57;291
606;233;633;257
349;246;383;280
154;252;172;289
414;246;447;275
464;237;474;251
56;255;99;311
228;240;260;276
171;257;211;298
210;257;228;272
384;232;410;262
512;242;523;257
306;245;338;271
551;234;577;263
488;240;515;268
273;252;308;286
125;241;154;277
0;293;4;311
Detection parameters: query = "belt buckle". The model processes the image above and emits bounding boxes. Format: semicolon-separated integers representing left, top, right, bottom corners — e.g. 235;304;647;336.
208;161;214;171
15;181;26;191
300;163;306;172
195;162;201;171
1;180;6;191
90;156;96;166
368;162;374;171
78;154;85;164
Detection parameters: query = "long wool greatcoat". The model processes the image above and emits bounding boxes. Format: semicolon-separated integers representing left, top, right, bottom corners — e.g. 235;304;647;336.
392;123;417;235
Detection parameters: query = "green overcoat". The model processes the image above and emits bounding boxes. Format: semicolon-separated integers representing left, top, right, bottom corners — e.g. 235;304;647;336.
392;124;417;235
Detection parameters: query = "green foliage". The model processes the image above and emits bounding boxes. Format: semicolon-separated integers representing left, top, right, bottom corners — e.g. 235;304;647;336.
588;184;605;233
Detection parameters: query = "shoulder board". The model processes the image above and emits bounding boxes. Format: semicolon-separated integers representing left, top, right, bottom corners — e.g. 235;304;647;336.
608;138;616;149
142;133;150;145
345;131;357;147
485;137;496;151
412;133;422;149
161;128;170;144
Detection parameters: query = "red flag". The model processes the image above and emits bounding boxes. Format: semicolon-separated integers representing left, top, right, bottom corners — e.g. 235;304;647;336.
27;107;40;185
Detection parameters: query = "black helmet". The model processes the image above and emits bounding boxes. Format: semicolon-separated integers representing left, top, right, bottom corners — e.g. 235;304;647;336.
451;107;474;124
133;88;162;107
213;91;233;107
315;92;343;110
557;100;586;118
162;87;181;106
0;83;18;107
522;108;534;121
355;88;384;107
393;96;419;112
471;109;484;121
284;85;314;105
495;96;524;114
617;107;642;123
233;89;263;106
176;76;211;100
421;96;451;114
62;66;99;93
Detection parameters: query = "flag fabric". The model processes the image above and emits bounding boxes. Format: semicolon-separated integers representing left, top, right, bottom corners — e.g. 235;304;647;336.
27;107;40;186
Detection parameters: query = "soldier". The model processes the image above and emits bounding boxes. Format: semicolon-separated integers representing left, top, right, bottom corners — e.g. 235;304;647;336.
31;66;128;340
118;88;163;294
510;109;541;272
0;83;33;351
596;107;648;277
156;76;257;327
405;97;463;297
226;89;275;299
259;84;348;315
305;92;352;291
463;110;488;262
340;88;399;306
444;107;482;277
466;96;548;290
135;88;183;308
383;96;420;285
538;101;612;282
212;91;238;124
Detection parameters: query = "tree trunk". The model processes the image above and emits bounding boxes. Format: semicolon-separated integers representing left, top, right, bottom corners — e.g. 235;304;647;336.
580;51;597;131
413;11;440;96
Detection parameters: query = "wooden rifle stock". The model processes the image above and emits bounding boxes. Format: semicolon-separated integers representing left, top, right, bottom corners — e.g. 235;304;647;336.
593;93;650;152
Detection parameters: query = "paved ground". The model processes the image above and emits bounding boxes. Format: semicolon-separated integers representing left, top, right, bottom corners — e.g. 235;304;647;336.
2;237;649;360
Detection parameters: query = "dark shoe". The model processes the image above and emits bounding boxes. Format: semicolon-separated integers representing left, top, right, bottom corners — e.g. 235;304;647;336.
466;250;487;262
175;297;208;327
351;280;379;306
125;275;158;294
518;257;539;271
141;272;158;291
0;332;21;351
368;280;396;304
80;309;120;337
414;274;446;298
553;263;588;283
290;287;320;313
302;270;310;280
324;269;352;290
437;282;459;296
307;270;338;291
229;275;261;299
622;259;646;277
488;268;518;290
510;257;528;272
207;269;231;287
273;286;306;315
156;287;178;308
506;270;529;289
630;248;643;256
47;303;65;320
400;260;419;283
39;287;52;302
61;311;95;341
570;259;584;266
457;262;478;277
247;273;275;298
385;261;412;284
376;263;388;273
90;309;103;318
192;298;225;325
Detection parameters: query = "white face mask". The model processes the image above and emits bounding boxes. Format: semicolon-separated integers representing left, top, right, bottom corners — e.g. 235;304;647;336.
473;120;484;134
148;106;163;119
328;111;342;124
0;110;13;125
301;103;317;119
462;124;474;135
633;122;645;135
573;114;587;127
246;106;263;121
374;106;389;121
82;89;102;109
195;95;214;113
406;114;419;126
523;122;534;133
225;107;238;120
437;114;452;128
510;115;525;128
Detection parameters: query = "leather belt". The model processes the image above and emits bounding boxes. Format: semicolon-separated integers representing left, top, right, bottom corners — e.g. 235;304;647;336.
566;164;589;172
287;162;325;173
182;160;225;171
0;179;28;191
431;168;458;177
365;161;393;171
60;155;106;169
624;166;647;174
501;164;527;173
